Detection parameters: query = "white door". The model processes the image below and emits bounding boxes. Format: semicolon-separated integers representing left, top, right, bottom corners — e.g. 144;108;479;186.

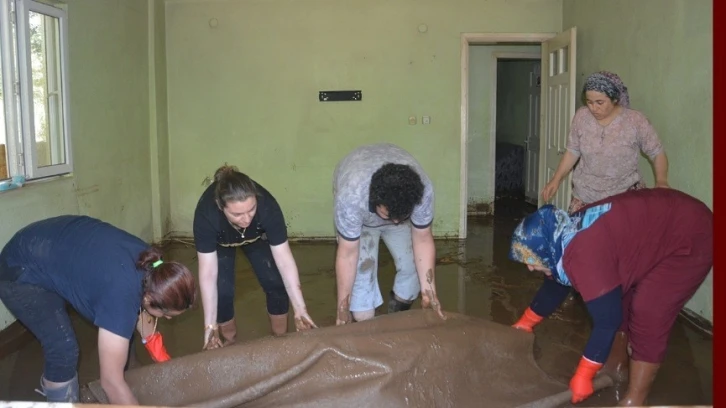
524;61;541;205
538;27;577;210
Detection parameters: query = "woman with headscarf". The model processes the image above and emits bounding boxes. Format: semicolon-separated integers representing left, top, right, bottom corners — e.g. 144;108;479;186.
541;71;670;214
508;188;712;406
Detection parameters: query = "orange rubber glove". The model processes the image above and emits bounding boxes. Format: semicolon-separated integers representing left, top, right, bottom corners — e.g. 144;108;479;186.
143;331;171;363
569;356;602;403
512;307;543;333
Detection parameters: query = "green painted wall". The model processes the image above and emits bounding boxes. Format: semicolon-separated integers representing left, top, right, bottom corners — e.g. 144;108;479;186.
1;0;710;330
496;59;540;147
563;0;713;322
70;0;152;238
467;46;541;209
150;0;171;241
164;0;563;238
0;0;153;328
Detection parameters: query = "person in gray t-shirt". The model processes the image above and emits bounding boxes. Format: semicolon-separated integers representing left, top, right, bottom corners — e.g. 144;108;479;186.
333;143;445;324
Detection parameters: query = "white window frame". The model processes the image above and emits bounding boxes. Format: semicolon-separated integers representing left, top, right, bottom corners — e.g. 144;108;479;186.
0;0;72;181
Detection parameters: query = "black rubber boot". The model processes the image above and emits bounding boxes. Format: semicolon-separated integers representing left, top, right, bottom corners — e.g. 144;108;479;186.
387;290;413;314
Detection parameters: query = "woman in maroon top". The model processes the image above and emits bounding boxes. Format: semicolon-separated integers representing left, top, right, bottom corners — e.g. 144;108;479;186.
508;188;712;406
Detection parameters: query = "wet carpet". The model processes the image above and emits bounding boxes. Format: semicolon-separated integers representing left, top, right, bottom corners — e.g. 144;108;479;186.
85;310;612;408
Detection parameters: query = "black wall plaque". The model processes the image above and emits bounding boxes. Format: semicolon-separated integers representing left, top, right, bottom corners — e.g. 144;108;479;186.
319;90;362;102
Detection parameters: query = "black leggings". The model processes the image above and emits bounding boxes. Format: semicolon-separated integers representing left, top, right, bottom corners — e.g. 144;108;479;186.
216;240;289;322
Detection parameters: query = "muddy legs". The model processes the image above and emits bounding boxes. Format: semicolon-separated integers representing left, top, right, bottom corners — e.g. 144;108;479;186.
269;313;288;336
602;331;630;383
218;318;238;345
617;360;660;406
219;314;287;342
600;331;660;406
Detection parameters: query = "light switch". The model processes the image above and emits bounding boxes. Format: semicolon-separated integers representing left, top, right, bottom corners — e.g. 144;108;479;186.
422;115;431;125
408;116;417;125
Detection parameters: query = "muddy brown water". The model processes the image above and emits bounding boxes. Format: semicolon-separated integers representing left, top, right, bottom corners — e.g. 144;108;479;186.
0;200;713;407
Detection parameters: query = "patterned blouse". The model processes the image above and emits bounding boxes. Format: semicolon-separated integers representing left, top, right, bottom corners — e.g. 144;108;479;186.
566;106;664;204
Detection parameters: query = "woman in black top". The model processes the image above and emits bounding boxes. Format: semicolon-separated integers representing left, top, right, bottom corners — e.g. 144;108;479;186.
193;165;317;349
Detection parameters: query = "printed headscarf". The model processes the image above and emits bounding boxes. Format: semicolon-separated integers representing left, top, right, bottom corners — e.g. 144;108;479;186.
582;71;630;108
508;203;613;286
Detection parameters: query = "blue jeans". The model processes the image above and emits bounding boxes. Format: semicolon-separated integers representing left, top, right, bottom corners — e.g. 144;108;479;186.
0;259;79;383
349;222;420;314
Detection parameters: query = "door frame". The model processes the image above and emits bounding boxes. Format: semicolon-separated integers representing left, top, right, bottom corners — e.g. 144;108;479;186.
489;52;541;205
459;33;556;239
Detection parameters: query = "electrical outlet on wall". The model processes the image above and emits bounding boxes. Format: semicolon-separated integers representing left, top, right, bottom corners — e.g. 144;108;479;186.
408;116;417;125
422;116;431;125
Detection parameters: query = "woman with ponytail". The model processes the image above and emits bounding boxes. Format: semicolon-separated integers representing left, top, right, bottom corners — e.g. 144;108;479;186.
193;164;317;351
0;215;196;405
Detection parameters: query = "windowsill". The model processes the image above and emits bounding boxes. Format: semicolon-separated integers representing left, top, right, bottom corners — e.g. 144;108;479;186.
0;173;74;197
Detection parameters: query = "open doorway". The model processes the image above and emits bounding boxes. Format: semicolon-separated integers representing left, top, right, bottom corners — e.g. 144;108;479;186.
465;45;540;221
494;57;540;213
458;30;577;239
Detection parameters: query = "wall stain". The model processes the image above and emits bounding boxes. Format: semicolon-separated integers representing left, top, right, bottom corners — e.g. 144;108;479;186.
75;185;100;197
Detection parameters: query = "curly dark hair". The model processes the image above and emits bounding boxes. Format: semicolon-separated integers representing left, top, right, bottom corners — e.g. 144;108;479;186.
369;163;424;221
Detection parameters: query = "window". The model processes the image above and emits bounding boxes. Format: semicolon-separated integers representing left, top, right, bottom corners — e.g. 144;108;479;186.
0;0;71;182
